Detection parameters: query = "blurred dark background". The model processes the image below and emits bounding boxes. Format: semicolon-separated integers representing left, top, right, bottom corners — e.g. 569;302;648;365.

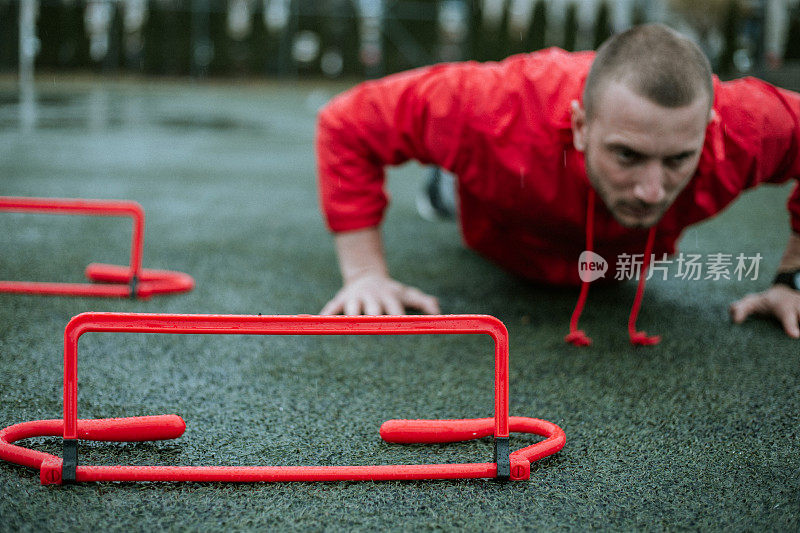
2;0;800;82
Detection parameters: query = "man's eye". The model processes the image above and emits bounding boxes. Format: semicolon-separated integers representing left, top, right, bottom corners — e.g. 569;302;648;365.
616;149;640;164
665;154;690;168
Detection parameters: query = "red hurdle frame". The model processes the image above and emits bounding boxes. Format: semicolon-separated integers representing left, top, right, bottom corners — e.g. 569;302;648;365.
0;196;194;298
0;313;565;484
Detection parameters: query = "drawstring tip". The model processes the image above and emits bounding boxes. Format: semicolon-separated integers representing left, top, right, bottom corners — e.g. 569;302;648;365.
629;331;661;346
565;330;592;346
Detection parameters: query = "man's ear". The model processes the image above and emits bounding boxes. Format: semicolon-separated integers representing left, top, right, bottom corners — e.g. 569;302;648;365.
571;100;587;152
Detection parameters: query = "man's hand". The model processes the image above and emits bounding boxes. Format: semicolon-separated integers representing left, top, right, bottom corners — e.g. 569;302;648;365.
323;226;441;316
729;284;800;338
320;273;440;315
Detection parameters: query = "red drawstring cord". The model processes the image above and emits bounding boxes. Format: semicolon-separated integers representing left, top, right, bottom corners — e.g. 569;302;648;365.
628;226;661;346
565;189;661;347
565;190;595;346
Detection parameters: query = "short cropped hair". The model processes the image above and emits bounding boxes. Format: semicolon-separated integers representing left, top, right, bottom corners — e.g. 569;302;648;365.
583;24;713;119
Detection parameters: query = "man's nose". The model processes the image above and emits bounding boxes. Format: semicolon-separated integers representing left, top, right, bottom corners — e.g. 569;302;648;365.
633;162;666;204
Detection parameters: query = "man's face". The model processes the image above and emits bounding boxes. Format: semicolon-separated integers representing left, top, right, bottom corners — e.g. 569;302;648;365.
571;81;713;229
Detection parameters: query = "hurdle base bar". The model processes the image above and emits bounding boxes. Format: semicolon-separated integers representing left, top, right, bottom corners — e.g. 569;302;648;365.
0;263;193;299
85;263;194;298
0;415;565;484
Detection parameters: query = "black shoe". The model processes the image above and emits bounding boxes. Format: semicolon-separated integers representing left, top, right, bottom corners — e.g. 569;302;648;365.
416;167;456;221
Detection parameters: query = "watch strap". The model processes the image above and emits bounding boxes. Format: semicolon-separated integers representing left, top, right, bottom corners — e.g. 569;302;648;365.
772;270;800;290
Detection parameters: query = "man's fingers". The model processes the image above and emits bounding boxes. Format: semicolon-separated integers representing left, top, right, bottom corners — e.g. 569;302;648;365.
320;297;344;316
362;296;382;316
382;297;405;316
777;306;800;339
729;294;764;324
344;298;362;316
730;287;800;338
402;287;441;314
324;277;439;317
729;301;749;324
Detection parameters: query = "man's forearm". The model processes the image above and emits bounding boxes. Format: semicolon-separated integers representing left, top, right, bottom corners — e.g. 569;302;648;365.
334;226;389;283
777;232;800;273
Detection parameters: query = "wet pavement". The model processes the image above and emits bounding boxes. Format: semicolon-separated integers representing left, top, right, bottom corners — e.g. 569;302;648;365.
0;76;342;135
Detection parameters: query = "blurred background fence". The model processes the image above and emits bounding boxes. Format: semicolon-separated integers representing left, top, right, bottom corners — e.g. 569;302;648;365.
1;0;799;81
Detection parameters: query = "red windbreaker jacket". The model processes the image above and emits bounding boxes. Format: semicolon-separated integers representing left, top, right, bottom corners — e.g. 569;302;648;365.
316;48;800;286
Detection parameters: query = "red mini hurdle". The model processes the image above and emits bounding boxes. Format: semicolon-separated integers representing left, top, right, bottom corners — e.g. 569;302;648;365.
0;196;194;298
0;313;565;484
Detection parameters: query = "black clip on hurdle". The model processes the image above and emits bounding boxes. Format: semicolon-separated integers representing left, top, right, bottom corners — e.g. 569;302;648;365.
494;437;511;479
129;275;138;300
62;439;77;484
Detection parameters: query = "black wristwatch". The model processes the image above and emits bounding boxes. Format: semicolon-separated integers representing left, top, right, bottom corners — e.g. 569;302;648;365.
773;270;800;291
